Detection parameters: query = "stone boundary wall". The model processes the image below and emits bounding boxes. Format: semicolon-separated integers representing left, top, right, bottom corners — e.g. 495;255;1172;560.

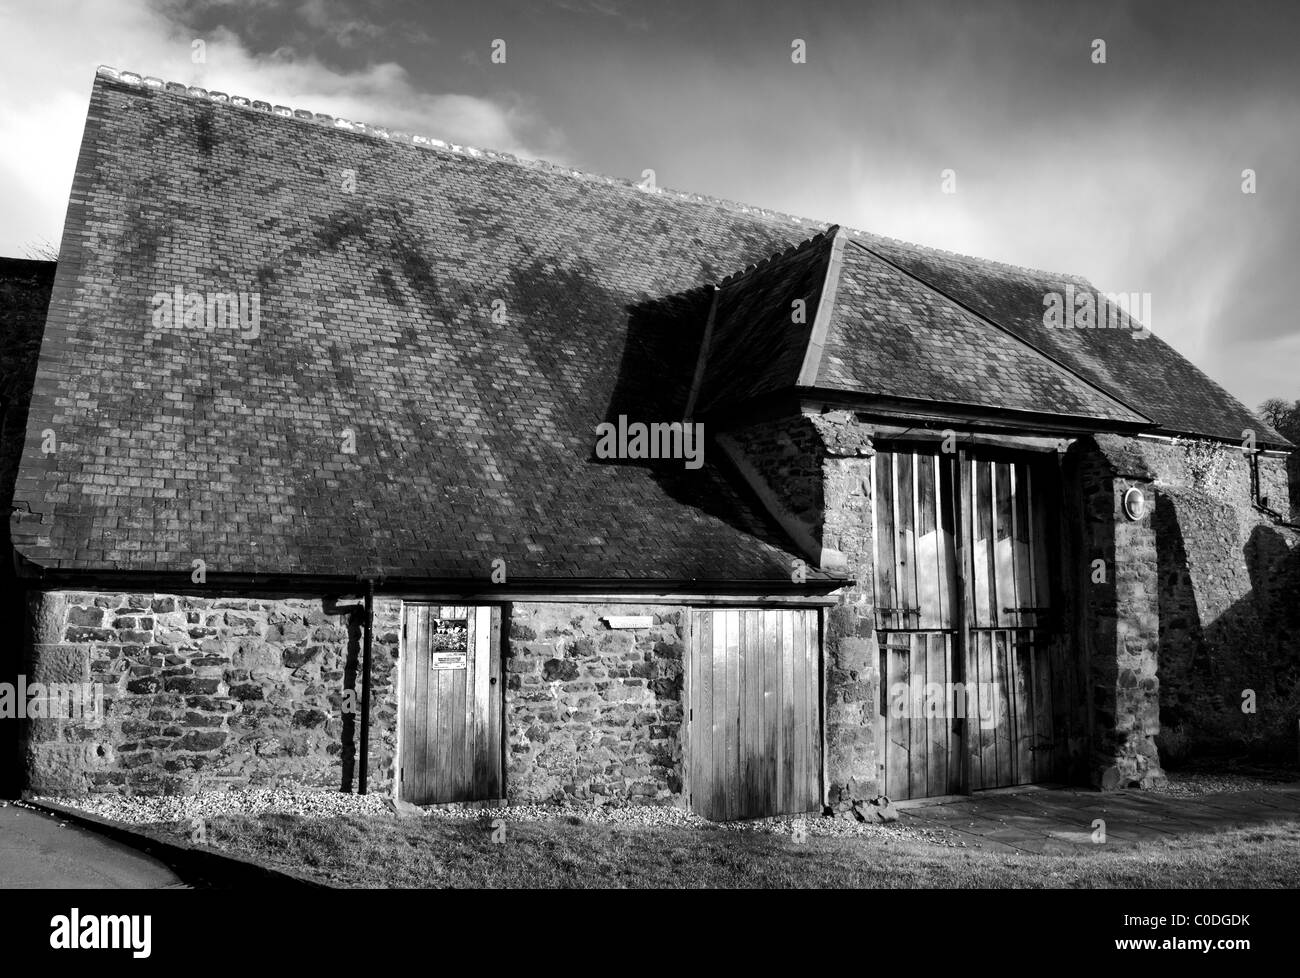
1135;440;1300;762
1138;438;1291;526
22;590;400;796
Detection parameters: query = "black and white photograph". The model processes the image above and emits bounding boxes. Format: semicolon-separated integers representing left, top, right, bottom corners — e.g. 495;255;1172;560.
0;0;1296;960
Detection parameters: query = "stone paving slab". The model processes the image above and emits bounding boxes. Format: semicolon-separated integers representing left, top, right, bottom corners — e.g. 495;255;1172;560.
896;783;1300;853
1219;788;1300;812
991;794;1105;820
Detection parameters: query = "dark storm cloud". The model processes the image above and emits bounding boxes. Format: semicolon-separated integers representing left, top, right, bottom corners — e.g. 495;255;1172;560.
4;0;1296;403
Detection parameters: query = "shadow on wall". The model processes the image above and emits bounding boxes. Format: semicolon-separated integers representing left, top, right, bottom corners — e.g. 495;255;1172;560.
0;258;56;798
1155;489;1300;764
322;597;364;792
1072;448;1123;782
1290;453;1300;518
595;290;811;556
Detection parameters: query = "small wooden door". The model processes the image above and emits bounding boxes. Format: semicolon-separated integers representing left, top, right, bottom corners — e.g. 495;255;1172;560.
873;446;1056;800
399;604;503;804
687;608;822;820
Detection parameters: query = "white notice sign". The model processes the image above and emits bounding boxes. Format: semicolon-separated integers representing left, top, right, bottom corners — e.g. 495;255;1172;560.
431;652;467;670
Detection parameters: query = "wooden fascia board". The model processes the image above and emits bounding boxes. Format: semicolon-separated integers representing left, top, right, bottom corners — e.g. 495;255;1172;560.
8;569;848;602
797;392;1156;437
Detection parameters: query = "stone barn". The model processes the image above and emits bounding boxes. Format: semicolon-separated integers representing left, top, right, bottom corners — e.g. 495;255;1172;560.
2;67;1296;818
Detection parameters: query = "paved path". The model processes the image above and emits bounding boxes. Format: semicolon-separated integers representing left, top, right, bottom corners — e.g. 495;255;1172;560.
0;803;186;888
896;783;1300;854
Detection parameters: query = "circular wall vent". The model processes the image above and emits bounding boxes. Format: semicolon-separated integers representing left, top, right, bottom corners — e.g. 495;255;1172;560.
1123;486;1147;521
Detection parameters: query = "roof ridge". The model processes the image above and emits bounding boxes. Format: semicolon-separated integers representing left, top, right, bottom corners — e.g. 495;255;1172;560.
846;228;1092;284
94;65;828;231
96;67;1088;285
98;65;1109;293
714;224;840;289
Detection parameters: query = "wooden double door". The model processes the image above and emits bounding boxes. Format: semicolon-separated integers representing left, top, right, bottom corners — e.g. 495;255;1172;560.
873;445;1058;800
687;609;822;820
399;604;503;804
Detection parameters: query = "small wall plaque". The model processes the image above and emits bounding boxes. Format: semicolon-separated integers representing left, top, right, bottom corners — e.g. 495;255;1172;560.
602;615;653;629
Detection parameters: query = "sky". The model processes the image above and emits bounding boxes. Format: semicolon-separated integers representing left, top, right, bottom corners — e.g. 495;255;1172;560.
0;0;1296;408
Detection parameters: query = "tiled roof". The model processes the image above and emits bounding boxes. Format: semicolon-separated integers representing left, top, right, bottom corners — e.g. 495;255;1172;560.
694;228;837;414
691;226;1281;445
866;239;1290;446
1;258;56;562
11;67;1287;582
10;70;838;583
697;231;1284;444
812;238;1148;424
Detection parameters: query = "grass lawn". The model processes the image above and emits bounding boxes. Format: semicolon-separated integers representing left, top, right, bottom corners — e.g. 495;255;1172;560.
149;813;1300;888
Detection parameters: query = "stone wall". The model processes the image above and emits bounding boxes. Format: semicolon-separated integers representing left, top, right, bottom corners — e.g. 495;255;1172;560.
1071;436;1164;789
21;591;817;811
22;590;400;795
1136;439;1300;763
819;448;879;808
1136;437;1291;525
503;603;685;806
1258;454;1292;523
1074;434;1300;773
721;414;826;549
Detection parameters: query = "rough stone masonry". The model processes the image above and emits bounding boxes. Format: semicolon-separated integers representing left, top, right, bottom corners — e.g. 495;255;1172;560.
22;591;401;796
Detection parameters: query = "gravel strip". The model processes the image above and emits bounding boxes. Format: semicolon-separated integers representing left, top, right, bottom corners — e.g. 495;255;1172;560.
38;772;1298;849
1148;772;1289;798
36;788;960;845
35;787;392;825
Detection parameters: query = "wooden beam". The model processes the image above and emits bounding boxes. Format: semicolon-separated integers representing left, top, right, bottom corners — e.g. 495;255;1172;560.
869;425;1071;454
683;284;720;421
402;592;845;607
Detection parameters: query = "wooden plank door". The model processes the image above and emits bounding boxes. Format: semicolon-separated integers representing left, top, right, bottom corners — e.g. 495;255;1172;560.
688;608;821;820
399;604;503;804
964;455;1056;789
873;448;963;800
873;446;1055;799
